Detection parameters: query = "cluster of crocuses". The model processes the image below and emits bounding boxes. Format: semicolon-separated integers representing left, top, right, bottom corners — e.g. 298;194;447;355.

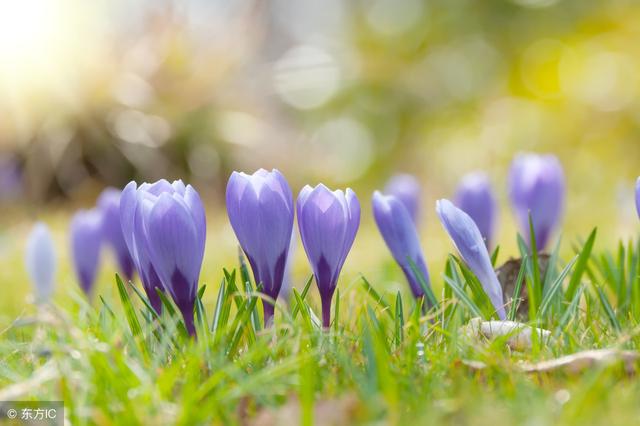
23;152;640;334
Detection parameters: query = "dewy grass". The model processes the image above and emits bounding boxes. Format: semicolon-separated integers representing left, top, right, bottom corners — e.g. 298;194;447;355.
3;233;640;425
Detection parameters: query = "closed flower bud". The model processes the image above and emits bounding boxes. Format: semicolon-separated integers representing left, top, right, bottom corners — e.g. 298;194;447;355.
226;169;294;325
384;174;421;224
70;209;103;296
98;188;135;281
25;222;57;303
372;191;431;300
436;199;505;319
454;172;497;249
508;153;565;251
121;180;206;335
297;184;360;328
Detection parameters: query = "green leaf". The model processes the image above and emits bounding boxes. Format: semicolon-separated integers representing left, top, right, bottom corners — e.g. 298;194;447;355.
527;213;542;316
565;228;597;301
195;284;210;338
293;288;314;331
595;285;621;331
291;275;314;320
538;255;578;318
507;255;528;321
451;256;496;319
442;274;483;319
115;274;143;338
127;281;161;321
394;291;404;348
244;280;261;332
490;245;500;268
361;275;393;318
211;278;227;334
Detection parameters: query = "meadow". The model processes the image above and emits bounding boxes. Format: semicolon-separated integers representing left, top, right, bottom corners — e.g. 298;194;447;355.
2;162;640;426
2;1;640;425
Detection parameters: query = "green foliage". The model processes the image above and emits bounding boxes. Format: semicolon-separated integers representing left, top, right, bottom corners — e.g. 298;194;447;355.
3;233;640;425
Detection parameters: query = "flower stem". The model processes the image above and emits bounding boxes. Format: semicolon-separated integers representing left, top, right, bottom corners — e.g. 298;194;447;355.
181;307;196;337
321;297;332;329
263;302;275;327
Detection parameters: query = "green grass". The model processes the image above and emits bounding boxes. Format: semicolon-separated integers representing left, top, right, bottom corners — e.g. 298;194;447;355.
3;230;640;425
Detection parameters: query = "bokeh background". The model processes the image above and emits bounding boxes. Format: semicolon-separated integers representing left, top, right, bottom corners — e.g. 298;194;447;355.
1;0;639;322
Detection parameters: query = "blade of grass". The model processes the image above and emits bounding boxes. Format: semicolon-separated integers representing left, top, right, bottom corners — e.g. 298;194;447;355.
442;274;483;319
565;228;597;301
538;255;578;319
507;255;528;321
361;275;393;318
394;291;404;348
490;245;500;268
595;285;621;331
291;275;314;320
115;274;143;338
211;278;227;334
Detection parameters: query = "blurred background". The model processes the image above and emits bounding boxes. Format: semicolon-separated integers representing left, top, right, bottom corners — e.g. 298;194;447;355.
1;0;639;319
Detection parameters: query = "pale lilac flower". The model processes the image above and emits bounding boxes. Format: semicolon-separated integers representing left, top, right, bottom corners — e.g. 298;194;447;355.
437;199;506;319
226;169;294;325
98;188;135;281
508;153;565;251
454;172;497;249
25;223;57;303
384;174;421;224
297;184;360;328
122;180;206;335
70;209;103;296
372;191;431;300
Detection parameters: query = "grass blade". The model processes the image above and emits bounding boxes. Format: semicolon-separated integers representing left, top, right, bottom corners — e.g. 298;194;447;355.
565;228;597;301
361;275;393;317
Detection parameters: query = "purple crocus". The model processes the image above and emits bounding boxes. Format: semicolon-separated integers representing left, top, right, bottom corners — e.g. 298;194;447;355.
384;174;421;224
454;172;497;249
0;155;23;203
98;188;135;281
635;177;640;219
25;222;57;303
508;153;565;251
226;169;294;325
297;184;360;328
121;180;206;335
436;199;506;320
121;181;168;314
70;209;103;296
372;191;431;300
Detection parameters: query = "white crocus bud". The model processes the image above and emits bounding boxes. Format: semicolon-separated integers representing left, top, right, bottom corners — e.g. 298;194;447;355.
25;222;57;303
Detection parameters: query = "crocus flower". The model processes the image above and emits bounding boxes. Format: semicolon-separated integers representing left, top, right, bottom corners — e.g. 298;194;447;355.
70;209;103;296
121;180;205;335
297;184;360;328
436;199;506;319
121;181;169;314
635;177;640;219
25;222;57;303
384;174;421;224
98;188;135;281
508;153;565;251
0;155;22;203
454;172;497;249
372;191;431;300
226;169;295;325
